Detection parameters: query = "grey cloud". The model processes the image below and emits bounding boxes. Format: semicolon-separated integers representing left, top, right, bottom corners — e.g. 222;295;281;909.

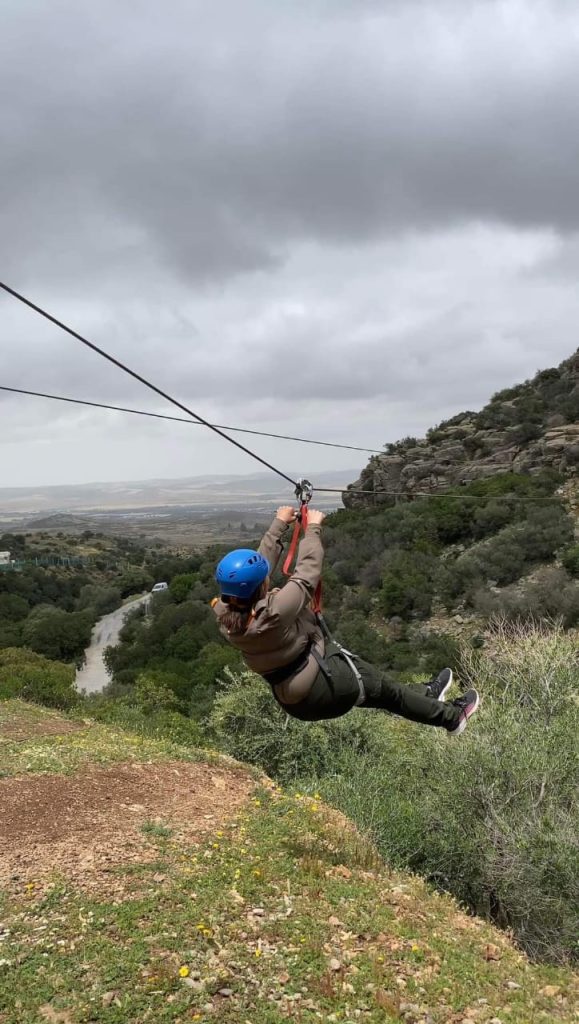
2;0;579;291
2;1;579;487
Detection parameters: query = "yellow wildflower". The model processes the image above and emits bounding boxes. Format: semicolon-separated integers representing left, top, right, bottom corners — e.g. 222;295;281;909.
254;948;262;958
179;966;190;977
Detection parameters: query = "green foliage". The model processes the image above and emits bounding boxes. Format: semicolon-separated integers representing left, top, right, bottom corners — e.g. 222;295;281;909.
474;567;579;628
187;642;243;720
118;567;154;598
86;697;204;747
0;647;79;709
0;593;29;622
169;572;198;603
76;583;122;616
131;673;182;715
324;473;570;621
561;543;579;577
212;623;579;963
21;607;94;663
380;550;436;619
210;668;384;782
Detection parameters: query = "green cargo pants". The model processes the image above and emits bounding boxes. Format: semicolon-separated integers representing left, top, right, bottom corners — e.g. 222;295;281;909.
279;643;459;730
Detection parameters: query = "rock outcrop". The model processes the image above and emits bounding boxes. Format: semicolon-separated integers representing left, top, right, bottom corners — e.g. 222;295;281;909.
344;350;579;508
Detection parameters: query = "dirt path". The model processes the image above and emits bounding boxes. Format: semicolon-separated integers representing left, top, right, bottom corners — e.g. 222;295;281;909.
0;760;254;896
75;594;149;694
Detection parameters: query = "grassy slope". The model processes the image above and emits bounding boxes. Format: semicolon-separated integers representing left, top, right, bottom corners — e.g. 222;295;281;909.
0;701;576;1024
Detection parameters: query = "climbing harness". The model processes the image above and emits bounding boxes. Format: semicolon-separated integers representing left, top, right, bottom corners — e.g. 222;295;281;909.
316;612;366;706
282;478;322;613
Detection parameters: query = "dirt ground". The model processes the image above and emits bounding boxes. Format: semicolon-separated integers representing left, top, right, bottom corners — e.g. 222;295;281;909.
0;760;255;897
0;714;85;741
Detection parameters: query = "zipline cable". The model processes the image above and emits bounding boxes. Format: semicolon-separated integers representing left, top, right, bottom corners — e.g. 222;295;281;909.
0;280;298;489
313;486;564;503
0;385;383;455
0;387;565;504
0;283;568;508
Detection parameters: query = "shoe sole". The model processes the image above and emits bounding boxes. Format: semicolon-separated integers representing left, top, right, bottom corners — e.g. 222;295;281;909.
448;689;480;738
437;668;453;702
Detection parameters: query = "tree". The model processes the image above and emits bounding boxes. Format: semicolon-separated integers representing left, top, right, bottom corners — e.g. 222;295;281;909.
22;608;94;662
117;567;154;598
380;550;436;620
0;593;29;622
169;573;198;604
77;584;121;616
188;642;242;719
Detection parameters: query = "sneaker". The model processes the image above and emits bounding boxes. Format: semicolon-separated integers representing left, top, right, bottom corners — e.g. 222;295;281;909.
447;688;480;736
426;667;453;701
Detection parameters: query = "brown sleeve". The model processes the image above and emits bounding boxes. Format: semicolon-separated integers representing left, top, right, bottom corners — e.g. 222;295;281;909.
257;517;290;574
267;524;324;625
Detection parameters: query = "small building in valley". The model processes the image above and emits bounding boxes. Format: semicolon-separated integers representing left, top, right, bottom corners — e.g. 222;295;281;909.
0;552;11;565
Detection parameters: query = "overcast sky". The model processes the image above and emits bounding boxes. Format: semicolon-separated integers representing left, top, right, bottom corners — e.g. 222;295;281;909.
2;0;578;489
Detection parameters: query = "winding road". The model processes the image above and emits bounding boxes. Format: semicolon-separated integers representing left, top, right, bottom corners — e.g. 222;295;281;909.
75;594;149;695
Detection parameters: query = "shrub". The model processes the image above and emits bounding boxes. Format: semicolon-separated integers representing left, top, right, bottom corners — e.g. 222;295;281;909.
0;594;29;622
22;608;94;663
380;550;436;620
209;667;388;783
210;623;579;963
169;573;198;603
562;543;579;578
77;584;121;616
0;647;79;709
322;622;579;964
86;698;204;747
473;568;579;628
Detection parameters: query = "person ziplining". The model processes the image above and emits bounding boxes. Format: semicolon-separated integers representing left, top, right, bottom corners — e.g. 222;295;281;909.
213;503;480;731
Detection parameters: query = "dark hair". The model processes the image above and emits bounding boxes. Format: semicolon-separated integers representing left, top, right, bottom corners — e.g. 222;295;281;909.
220;580;268;634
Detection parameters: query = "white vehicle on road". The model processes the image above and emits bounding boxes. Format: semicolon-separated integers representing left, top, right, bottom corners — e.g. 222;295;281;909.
151;581;169;593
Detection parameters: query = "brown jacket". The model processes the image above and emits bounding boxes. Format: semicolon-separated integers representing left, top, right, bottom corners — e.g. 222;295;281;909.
212;516;324;704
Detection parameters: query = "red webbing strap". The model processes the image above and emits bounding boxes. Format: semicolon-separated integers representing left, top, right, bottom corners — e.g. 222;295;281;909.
283;510;303;577
282;504;323;613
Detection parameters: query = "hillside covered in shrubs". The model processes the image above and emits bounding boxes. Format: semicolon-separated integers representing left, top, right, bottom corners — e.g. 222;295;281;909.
2;349;579;968
345;347;579;505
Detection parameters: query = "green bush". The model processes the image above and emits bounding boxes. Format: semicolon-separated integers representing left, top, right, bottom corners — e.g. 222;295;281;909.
380;550;436;619
77;584;121;616
0;594;29;622
0;647;79;709
22;608;94;663
561;544;579;578
211;623;579;963
169;573;198;603
327;623;579;964
209;667;387;783
86;698;204;747
473;568;579;628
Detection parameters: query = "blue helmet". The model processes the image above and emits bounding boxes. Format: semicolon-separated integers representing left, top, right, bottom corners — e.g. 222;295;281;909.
215;548;270;599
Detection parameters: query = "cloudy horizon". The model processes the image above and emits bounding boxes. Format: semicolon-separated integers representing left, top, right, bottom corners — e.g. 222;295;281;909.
2;0;578;489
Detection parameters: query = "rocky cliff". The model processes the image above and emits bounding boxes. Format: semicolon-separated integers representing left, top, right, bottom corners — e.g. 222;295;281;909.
344;349;579;508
